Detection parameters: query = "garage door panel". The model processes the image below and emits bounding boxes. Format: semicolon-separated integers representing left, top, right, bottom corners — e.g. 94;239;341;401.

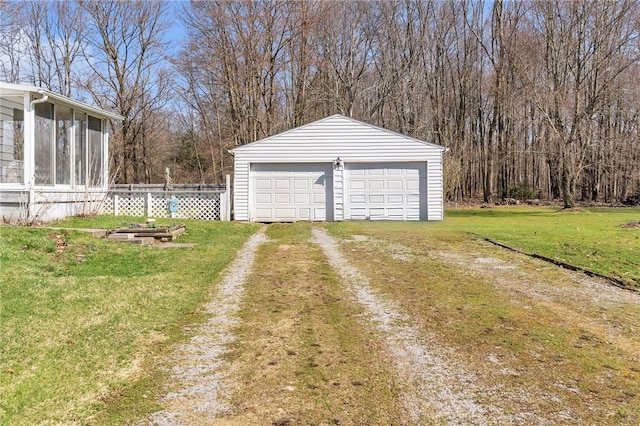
369;208;385;218
274;193;290;204
387;180;404;190
406;208;420;219
255;208;273;218
387;194;403;203
350;180;366;190
350;194;365;203
275;208;296;219
256;193;271;203
251;163;332;222
255;179;271;190
406;180;420;190
275;179;290;189
293;193;310;204
312;177;326;188
388;208;404;216
297;208;311;219
350;208;367;219
369;180;384;190
369;194;384;203
293;179;309;189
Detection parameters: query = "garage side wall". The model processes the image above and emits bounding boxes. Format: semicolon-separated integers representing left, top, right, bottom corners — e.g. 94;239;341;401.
233;160;250;221
427;158;444;221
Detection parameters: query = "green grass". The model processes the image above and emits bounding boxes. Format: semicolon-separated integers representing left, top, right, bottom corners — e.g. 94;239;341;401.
442;207;640;287
0;216;259;425
327;206;640;288
1;207;638;423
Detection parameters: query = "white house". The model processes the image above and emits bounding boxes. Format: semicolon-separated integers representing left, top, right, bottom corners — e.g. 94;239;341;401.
232;114;446;222
0;82;123;223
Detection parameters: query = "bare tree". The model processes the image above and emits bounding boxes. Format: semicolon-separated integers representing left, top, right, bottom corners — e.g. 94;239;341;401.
527;0;639;207
79;0;171;184
313;1;375;118
167;0;640;198
0;2;28;83
21;1;85;97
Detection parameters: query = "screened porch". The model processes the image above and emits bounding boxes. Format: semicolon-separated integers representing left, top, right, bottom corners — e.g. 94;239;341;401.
0;82;122;223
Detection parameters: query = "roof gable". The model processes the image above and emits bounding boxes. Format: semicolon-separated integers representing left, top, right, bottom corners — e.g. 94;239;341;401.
232;114;446;153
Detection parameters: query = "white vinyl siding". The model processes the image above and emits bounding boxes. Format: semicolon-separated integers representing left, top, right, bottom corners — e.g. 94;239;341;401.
233;114;446;222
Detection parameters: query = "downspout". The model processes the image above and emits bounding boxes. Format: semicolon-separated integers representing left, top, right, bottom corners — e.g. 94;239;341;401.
30;90;49;107
27;90;49;221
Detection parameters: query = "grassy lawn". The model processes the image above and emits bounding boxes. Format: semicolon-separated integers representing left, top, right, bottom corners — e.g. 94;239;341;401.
443;207;640;288
1;207;638;424
0;216;259;425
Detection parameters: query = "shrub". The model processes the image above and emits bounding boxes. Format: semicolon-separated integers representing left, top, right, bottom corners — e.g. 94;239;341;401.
622;191;640;206
506;182;538;200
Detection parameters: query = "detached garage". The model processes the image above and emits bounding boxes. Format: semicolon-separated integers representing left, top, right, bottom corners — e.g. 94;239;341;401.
232;114;446;222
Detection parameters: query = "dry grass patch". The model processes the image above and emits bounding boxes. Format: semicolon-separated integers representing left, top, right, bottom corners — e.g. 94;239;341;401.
218;223;403;425
326;222;640;424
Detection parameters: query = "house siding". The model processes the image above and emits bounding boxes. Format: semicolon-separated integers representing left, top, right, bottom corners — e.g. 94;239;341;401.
233;115;446;222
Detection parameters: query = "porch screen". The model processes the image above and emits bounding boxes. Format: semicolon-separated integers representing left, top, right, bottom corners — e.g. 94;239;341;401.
35;102;54;185
56;105;72;185
88;116;103;187
0;95;24;183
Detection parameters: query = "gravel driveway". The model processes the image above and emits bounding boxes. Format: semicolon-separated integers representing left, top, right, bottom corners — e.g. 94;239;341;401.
142;224;640;425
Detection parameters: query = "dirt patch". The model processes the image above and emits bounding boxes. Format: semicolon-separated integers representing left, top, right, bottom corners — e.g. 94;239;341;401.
619;221;640;229
49;231;67;253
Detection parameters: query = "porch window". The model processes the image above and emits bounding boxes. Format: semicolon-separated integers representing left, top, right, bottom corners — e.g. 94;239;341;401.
34;102;54;185
88;116;103;187
56;105;72;185
0;95;24;184
74;112;86;185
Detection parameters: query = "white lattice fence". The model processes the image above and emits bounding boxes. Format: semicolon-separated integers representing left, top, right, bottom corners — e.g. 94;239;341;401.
105;188;229;221
149;192;221;220
110;193;146;217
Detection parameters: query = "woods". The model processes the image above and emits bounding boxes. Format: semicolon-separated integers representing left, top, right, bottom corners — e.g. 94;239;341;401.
1;0;639;206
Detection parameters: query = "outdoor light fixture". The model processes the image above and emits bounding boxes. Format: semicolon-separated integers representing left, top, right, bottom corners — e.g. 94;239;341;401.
335;157;342;168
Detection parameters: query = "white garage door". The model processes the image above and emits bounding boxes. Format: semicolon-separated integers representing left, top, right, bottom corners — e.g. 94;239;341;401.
346;162;426;221
251;163;333;222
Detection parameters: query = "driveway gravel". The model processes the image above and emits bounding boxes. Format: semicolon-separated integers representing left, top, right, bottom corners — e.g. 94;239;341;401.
141;225;639;425
144;227;268;425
